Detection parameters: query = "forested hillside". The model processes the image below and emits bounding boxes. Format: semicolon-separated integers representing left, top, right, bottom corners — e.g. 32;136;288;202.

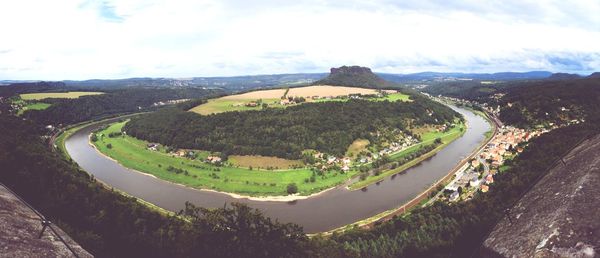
23;88;223;125
124;97;458;159
498;77;600;127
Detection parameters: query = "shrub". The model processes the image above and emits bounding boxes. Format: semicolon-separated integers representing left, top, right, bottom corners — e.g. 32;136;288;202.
286;183;298;194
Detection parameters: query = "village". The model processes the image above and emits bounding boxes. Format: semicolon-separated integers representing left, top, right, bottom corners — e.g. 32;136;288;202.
428;94;585;205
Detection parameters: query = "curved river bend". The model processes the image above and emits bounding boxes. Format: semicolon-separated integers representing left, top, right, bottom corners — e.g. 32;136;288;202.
65;105;490;233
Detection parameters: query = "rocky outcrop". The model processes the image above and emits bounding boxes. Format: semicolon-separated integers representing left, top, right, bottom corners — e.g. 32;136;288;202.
313;65;393;88
481;134;600;258
0;184;93;258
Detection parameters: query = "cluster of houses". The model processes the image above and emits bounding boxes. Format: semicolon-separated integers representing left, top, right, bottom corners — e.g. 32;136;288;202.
441;124;546;203
312;153;353;172
146;143;223;164
370;135;419;160
308;131;421;173
152;99;190;107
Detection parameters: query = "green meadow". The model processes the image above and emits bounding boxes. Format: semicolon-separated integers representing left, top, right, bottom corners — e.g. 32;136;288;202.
93;121;358;196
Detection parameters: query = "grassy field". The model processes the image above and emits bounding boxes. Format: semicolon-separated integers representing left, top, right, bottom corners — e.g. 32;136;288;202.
190;98;280;115
17;102;51;115
373;93;411;102
20;91;104;100
346;139;369;158
286;85;379;97
228;155;304;169
93;121;358;196
349;121;466;190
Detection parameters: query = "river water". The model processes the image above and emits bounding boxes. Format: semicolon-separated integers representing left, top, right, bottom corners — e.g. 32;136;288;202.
65;105;490;233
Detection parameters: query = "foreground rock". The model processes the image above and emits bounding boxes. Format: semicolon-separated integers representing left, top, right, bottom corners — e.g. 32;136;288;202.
0;184;93;258
481;134;600;257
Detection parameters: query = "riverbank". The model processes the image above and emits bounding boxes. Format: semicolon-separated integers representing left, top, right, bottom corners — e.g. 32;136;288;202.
62;102;491;233
348;121;466;190
319;106;498;235
91;121;358;198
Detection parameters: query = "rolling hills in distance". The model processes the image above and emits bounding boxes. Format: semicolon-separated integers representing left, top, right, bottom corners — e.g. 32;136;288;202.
2;69;593;92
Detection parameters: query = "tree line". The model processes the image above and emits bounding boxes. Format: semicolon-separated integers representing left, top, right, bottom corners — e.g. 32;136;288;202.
22;87;223;125
124;99;459;159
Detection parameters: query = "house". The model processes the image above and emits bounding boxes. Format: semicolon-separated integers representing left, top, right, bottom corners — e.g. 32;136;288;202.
147;143;159;151
176;150;186;157
206;156;222;163
470;177;482;188
327;156;337;164
245;101;258;107
341;165;350;172
449;191;460;202
445;184;459;192
342;157;351;165
491;161;502;168
485;174;494;184
480;184;489;193
471;159;480;168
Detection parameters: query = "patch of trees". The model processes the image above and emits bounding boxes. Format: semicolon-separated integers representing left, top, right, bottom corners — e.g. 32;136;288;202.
23;88;222;125
124;99;458;159
0;114;313;257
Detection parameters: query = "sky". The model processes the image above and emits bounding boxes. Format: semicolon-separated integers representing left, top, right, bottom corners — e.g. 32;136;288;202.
1;0;600;80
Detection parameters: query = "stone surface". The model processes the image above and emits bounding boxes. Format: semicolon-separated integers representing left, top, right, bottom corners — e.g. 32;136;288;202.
482;134;600;258
0;184;93;258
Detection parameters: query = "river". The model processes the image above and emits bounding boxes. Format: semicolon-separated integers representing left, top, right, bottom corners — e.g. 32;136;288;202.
65;105;490;233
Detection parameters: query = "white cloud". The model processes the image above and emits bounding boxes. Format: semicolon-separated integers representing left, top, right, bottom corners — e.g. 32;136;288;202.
0;0;599;80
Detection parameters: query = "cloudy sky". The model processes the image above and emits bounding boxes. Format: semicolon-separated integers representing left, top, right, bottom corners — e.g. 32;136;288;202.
1;0;599;80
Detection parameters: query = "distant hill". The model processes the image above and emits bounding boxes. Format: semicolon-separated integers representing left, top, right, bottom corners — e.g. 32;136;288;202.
548;73;582;80
587;72;600;78
379;71;552;82
62;73;327;92
498;77;600;127
313;66;394;88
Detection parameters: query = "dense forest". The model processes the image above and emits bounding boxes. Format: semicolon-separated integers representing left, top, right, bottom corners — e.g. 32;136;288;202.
22;88;223;125
124;98;458;159
498;77;600;127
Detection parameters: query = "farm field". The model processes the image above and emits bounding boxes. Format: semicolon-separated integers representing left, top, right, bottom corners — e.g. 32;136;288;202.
286;85;378;97
190;98;280;115
228;155;304;169
20;91;104;100
93;121;358;196
346;139;370;158
190;85;410;115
